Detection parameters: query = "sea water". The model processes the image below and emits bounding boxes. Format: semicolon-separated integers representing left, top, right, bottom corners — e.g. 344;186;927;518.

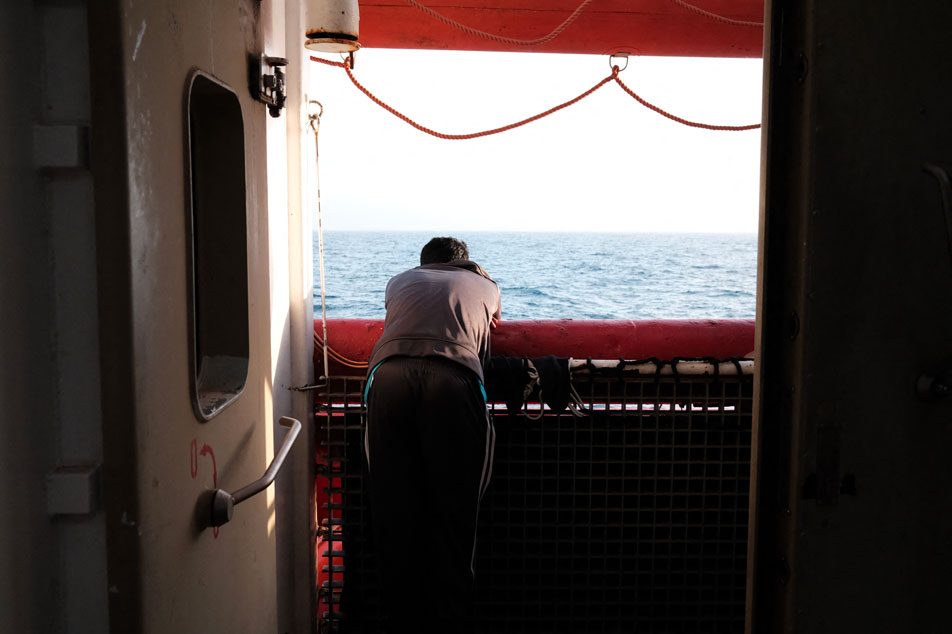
313;231;757;320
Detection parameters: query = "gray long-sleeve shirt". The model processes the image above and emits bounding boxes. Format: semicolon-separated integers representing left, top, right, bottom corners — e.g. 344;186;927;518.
367;260;501;381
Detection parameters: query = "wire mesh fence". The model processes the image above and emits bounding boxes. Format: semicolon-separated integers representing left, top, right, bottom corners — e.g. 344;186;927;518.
317;362;753;633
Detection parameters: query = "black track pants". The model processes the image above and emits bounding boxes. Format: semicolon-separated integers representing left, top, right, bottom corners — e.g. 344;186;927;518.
365;357;495;634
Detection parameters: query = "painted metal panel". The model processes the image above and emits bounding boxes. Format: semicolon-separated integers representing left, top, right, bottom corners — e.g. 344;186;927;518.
1;2;112;632
751;1;952;631
91;1;289;631
357;0;764;57
261;3;319;634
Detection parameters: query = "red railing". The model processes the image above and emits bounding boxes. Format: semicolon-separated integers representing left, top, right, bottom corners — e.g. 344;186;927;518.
314;318;756;376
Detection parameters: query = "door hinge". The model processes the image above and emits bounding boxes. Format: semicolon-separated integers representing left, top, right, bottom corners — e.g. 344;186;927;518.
254;54;288;118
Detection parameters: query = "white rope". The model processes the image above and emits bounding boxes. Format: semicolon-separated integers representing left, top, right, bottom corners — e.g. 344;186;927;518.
404;0;595;47
309;101;330;382
666;0;763;27
405;0;761;46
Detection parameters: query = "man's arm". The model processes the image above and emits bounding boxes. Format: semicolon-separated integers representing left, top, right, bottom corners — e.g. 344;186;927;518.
490;290;501;330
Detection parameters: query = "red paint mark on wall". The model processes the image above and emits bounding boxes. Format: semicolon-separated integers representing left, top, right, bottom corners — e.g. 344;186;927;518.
199;444;218;487
192;441;221;539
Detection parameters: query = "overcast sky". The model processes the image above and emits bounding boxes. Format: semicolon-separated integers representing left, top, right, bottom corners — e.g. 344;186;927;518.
307;48;763;233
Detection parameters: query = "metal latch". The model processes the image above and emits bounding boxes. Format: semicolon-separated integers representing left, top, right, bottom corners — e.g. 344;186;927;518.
254;54;289;118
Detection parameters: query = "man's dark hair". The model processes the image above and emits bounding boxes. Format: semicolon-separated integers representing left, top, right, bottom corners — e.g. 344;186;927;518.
420;237;469;265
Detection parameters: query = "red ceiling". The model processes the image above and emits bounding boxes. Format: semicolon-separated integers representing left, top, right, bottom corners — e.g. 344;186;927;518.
357;0;764;57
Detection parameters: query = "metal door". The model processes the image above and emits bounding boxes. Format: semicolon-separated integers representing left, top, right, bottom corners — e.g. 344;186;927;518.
749;1;952;631
89;1;308;631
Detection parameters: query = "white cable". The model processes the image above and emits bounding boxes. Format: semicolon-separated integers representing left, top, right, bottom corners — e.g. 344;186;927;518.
309;102;330;382
404;0;595;47
667;0;763;27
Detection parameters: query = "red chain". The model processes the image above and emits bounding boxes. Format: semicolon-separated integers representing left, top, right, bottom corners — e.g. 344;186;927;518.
308;56;761;138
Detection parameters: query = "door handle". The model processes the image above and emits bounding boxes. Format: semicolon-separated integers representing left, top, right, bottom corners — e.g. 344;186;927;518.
208;416;302;527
